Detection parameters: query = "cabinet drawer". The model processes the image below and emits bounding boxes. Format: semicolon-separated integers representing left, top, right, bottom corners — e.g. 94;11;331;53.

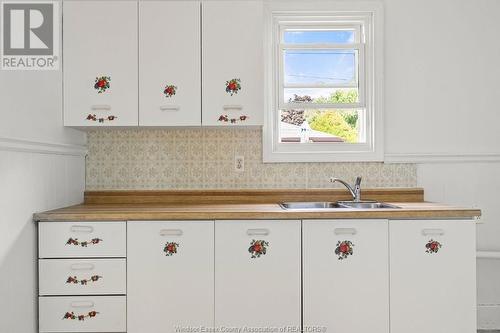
39;259;126;296
39;222;126;258
39;296;126;332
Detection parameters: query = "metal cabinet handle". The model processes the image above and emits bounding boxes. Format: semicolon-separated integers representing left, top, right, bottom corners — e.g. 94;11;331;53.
70;263;95;271
160;229;183;236
160;105;180;111
70;225;94;233
334;228;357;235
223;104;243;111
90;105;111;111
422;228;445;236
246;228;270;236
70;301;95;308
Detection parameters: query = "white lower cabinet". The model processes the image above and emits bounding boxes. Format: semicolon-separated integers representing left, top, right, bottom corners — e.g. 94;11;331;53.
38;218;477;333
389;220;477;333
214;220;301;327
127;221;214;333
303;219;389;333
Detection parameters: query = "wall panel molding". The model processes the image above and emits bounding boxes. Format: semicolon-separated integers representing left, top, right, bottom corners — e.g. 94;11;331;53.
0;137;87;156
385;153;500;164
477;251;500;259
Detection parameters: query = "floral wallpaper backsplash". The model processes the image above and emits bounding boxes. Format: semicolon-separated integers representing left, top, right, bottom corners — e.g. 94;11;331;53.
86;128;417;190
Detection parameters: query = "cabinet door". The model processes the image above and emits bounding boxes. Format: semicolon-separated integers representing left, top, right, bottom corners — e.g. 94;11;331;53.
63;1;138;126
303;219;389;333
215;220;301;327
127;221;214;333
139;1;201;126
390;220;476;333
202;1;263;126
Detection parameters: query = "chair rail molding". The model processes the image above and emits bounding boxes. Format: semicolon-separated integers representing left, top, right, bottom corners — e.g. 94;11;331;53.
0;136;87;156
477;251;500;259
385;152;500;163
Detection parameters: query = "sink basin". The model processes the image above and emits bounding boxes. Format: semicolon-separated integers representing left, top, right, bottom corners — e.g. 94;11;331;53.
337;201;400;209
279;201;400;210
279;202;343;209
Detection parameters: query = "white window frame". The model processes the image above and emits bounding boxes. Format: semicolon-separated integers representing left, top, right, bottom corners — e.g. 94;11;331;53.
263;1;384;162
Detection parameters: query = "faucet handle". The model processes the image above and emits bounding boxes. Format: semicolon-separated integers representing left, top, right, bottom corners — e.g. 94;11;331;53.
355;176;362;187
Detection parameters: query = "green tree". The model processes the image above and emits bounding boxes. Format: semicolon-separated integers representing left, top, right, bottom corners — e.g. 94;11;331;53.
308;111;358;143
314;90;359;128
315;90;358;104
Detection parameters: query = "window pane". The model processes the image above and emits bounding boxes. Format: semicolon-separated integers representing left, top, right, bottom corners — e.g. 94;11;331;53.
279;109;364;144
284;88;359;105
284;49;357;86
283;30;355;44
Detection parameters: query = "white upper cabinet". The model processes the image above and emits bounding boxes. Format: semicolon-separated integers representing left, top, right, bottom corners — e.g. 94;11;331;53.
139;1;201;126
303;219;390;333
202;1;264;126
215;220;301;327
389;220;477;333
63;1;138;127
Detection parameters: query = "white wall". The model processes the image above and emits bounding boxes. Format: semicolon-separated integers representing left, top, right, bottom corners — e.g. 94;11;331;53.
0;151;85;333
383;0;500;328
0;4;86;329
384;0;500;156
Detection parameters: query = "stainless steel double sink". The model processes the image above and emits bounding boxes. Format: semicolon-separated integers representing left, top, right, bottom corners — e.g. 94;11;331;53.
279;201;401;210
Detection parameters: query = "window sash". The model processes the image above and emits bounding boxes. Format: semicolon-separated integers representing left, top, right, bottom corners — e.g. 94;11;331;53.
278;108;367;144
278;44;365;109
273;107;372;151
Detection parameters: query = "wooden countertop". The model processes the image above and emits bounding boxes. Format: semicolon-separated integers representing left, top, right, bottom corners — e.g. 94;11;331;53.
34;202;481;222
33;189;481;221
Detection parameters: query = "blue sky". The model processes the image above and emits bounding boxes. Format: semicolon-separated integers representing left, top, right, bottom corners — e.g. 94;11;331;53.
283;30;357;102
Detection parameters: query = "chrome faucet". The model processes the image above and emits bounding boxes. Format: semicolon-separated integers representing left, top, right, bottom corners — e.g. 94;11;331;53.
330;176;362;202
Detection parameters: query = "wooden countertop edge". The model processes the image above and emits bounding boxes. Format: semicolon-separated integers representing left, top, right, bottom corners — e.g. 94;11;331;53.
34;203;482;222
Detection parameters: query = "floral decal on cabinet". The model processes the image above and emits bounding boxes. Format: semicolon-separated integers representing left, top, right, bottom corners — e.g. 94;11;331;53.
225;78;241;96
425;239;442;254
66;238;103;247
218;114;248;124
94;76;111;93
66;275;102;285
248;239;269;258
335;240;354;260
63;311;99;321
163;242;179;256
163;84;177;98
86;114;117;123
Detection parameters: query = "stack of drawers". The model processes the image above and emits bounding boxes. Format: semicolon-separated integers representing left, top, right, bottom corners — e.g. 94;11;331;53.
38;221;127;333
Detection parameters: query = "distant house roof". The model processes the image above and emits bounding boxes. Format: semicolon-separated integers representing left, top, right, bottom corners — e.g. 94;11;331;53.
280;121;344;143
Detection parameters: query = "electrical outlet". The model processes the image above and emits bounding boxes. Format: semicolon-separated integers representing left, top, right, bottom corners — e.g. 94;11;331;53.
235;155;244;172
